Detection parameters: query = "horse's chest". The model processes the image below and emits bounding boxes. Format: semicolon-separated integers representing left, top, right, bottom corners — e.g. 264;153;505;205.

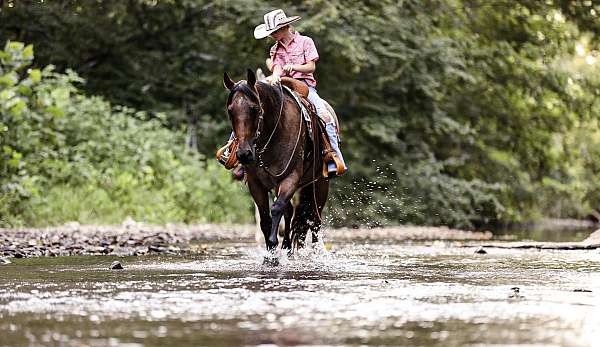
246;167;277;189
258;171;278;189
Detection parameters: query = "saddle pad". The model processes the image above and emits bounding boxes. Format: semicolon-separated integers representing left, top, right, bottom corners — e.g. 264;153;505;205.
282;85;313;139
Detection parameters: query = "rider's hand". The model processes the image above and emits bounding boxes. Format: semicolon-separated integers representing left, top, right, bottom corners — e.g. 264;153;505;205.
283;64;295;73
268;74;281;85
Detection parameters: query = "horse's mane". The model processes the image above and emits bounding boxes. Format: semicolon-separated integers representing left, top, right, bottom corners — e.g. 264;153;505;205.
227;80;283;111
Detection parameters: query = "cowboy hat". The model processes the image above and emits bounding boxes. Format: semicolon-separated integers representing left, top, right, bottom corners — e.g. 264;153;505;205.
254;9;301;39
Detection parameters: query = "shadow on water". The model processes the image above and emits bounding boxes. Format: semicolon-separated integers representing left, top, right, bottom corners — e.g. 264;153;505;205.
1;241;600;346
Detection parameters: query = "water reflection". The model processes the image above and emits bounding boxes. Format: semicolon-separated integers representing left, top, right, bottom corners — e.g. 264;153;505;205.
1;242;599;346
493;224;596;242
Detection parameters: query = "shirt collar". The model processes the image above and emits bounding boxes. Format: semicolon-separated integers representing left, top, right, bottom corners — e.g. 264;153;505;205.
278;31;299;49
289;30;299;43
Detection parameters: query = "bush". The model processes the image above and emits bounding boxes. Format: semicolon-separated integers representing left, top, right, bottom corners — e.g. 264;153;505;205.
0;41;252;227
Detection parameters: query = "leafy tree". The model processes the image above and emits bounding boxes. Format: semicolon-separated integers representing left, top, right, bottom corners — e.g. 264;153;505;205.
0;41;253;226
1;0;599;228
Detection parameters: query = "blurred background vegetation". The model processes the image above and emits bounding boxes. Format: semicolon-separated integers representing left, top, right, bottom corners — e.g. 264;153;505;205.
1;0;599;229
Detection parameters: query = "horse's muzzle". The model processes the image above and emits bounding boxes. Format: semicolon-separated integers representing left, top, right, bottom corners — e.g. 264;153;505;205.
236;147;255;165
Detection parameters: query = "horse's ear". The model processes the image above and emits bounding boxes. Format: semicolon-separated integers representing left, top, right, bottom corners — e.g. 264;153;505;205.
223;72;235;90
247;69;256;88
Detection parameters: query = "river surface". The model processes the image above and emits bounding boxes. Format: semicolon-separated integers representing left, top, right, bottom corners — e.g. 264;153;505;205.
1;237;599;346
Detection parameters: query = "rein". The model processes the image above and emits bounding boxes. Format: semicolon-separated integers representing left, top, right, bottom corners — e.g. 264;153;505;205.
256;82;324;224
255;83;303;178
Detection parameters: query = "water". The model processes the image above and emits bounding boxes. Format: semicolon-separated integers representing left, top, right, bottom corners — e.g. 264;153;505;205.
493;225;595;242
1;240;599;346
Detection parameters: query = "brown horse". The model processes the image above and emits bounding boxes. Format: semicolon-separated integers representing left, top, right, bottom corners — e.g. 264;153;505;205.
223;69;329;261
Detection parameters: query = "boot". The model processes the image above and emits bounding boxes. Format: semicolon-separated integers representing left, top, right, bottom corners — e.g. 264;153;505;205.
325;122;347;176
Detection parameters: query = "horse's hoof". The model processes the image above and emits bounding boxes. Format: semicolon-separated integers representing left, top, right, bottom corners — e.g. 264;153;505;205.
263;256;279;267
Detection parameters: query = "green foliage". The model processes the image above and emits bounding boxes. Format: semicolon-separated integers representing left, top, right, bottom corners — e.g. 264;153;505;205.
0;42;253;227
1;1;600;228
19;160;252;226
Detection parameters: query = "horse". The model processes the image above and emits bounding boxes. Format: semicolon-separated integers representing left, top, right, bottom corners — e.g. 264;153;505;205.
223;69;329;262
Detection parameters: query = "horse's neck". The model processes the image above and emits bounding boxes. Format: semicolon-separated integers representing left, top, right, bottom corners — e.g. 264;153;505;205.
256;83;286;137
255;83;306;177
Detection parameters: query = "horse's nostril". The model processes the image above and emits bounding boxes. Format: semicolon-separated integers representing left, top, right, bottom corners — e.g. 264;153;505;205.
237;149;254;164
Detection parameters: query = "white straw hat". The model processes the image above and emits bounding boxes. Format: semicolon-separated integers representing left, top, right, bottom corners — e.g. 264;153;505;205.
254;9;301;39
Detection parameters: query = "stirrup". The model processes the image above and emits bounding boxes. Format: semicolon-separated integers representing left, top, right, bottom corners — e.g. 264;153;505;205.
215;140;239;170
322;151;346;178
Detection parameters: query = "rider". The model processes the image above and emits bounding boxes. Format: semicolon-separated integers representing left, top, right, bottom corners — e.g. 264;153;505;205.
219;9;347;176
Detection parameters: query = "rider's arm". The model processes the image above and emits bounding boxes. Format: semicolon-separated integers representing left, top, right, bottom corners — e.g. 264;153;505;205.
270;64;284;83
266;58;274;72
269;44;286;83
287;61;315;73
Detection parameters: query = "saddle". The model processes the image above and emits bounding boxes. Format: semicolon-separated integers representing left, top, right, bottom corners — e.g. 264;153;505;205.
280;77;345;177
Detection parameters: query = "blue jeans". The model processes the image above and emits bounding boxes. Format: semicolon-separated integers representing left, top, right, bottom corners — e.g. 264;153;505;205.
306;86;346;170
306;87;328;123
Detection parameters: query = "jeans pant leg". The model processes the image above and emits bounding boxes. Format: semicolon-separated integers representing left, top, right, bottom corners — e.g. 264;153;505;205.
307;87;346;169
306;87;329;122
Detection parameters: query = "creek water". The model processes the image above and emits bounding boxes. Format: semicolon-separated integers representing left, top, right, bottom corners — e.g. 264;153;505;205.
1;233;599;346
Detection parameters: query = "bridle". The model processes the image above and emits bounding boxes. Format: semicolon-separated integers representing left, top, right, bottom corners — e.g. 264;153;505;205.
228;81;303;178
227;80;267;144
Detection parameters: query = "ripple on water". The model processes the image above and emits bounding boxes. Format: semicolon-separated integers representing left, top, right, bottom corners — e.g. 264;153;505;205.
0;241;599;346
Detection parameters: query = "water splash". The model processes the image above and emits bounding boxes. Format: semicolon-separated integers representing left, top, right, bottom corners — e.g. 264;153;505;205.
1;242;600;346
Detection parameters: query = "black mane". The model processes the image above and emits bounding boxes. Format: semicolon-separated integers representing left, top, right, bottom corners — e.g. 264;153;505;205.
227;80;283;111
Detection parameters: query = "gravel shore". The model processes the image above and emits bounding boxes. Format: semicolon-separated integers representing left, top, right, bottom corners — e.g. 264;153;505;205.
0;220;493;259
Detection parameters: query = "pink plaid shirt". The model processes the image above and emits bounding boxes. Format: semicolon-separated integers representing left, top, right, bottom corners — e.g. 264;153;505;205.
270;31;320;87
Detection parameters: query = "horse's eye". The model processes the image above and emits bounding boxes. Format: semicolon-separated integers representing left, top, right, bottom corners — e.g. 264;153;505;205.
250;106;261;114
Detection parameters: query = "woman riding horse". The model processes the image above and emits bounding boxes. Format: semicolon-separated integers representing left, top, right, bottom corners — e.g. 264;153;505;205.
223;69;328;261
219;9;347;176
221;10;350;262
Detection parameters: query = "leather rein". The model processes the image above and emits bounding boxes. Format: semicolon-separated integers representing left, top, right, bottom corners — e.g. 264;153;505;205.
242;82;303;178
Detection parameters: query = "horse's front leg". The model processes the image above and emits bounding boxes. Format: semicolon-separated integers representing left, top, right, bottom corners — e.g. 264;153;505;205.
247;178;272;250
281;201;294;254
269;175;300;252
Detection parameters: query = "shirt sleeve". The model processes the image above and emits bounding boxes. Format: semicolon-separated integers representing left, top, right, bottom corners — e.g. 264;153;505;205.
270;43;285;67
304;37;319;62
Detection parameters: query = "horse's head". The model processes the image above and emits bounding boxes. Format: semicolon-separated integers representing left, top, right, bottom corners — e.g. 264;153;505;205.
224;69;262;165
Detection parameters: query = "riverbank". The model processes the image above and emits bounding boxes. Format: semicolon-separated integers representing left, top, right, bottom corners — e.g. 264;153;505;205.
0;220;493;259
